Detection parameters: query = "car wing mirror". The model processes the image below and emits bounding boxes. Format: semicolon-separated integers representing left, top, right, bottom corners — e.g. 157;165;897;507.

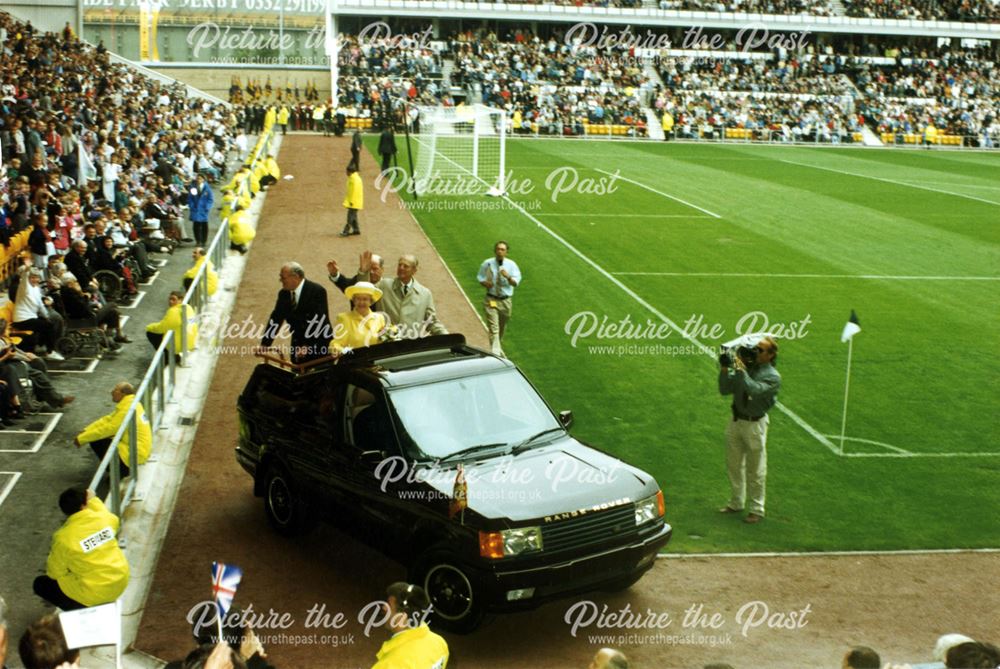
559;410;574;428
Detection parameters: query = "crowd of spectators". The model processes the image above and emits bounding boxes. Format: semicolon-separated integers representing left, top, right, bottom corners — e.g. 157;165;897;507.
843;0;1000;21
441;29;998;145
850;48;999;143
451;28;656;135
664;0;835;16
659;55;855;95
0;9;246;420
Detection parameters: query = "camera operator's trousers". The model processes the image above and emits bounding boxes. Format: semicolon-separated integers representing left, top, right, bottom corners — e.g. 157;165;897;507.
725;415;769;516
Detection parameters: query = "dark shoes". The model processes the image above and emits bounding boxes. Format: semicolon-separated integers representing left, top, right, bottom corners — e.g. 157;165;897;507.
115;334;132;343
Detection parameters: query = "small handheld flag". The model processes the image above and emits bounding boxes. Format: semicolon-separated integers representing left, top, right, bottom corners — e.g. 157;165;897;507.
211;561;243;621
449;464;467;522
841;310;861;343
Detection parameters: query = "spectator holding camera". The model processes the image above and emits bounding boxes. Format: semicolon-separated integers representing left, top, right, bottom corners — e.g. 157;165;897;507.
718;336;781;524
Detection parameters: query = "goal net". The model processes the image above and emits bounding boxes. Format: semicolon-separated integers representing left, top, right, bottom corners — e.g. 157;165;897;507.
410;104;507;197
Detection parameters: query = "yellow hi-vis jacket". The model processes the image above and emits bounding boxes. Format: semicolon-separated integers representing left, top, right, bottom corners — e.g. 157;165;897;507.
46;497;129;607
277;106;290;125
228;208;257;246
146;303;199;353
372;624;449;669
264;156;281;180
183;256;218;296
76;394;152;467
343;171;363;210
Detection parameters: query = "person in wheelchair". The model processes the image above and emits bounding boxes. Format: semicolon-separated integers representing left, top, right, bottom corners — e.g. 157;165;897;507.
64;240;104;304
107;209;158;281
94;236;138;300
60;276;130;351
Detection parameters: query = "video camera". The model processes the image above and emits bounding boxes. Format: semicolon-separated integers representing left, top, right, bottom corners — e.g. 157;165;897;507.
719;334;767;367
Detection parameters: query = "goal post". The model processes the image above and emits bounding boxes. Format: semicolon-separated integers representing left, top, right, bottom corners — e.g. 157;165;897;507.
408;104;507;197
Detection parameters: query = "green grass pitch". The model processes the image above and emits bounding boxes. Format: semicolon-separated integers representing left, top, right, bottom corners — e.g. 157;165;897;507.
372;137;1000;553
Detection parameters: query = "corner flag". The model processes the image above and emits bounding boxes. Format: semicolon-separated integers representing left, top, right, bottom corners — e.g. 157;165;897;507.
840;310;861;343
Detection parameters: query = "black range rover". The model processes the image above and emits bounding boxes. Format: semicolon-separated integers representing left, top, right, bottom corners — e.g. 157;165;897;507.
236;335;672;632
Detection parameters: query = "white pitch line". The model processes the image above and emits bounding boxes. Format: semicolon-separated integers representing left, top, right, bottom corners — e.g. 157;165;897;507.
535;213;712;219
0;472;21;508
660;547;1000;559
594;168;723;219
824;434;912;455
778;158;1000;207
614;272;1000;281
843;451;1000;458
496;185;842;456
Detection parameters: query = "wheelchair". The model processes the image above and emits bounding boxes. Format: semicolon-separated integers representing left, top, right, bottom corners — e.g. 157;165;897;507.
93;270;123;303
55;317;115;358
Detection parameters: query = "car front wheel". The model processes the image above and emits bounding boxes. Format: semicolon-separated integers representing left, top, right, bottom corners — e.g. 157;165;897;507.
410;551;485;634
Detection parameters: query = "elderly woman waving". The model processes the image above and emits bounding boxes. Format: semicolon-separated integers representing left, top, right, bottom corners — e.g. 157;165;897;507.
330;281;389;357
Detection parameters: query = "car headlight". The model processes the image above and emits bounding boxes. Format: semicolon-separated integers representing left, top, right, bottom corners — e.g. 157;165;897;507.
479;527;543;558
635;490;665;526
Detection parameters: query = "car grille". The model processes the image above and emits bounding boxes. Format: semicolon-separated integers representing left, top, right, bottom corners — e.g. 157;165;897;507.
541;504;636;554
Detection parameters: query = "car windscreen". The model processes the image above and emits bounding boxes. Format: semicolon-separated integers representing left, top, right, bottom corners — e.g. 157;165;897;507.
388;368;561;460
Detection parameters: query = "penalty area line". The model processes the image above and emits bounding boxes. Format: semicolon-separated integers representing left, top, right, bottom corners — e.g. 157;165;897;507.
594;168;723;219
777;158;1000;207
495;189;842;457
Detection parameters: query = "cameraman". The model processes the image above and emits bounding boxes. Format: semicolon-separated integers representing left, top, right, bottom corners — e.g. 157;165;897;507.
718;336;781;524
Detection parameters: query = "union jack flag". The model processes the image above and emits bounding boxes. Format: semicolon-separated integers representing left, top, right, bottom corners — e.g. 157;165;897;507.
211;562;243;619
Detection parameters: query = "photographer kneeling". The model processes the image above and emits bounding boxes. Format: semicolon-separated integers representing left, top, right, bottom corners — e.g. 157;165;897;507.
718;336;781;524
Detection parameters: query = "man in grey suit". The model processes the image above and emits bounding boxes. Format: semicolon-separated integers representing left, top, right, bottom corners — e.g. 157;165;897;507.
359;253;447;338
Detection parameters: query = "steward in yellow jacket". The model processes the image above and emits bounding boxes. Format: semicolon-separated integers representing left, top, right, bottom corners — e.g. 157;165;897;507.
372;583;449;669
228;206;256;253
183;249;218;296
222;167;253;210
33;488;129;609
74;381;151;471
146;291;198;353
277;105;290;134
373;624;449;669
340;164;364;236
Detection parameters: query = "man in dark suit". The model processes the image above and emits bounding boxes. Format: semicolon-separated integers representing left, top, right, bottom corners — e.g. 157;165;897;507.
257;262;330;363
378;127;396;173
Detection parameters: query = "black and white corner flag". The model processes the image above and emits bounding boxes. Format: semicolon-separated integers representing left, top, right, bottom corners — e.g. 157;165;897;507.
840;310;861;343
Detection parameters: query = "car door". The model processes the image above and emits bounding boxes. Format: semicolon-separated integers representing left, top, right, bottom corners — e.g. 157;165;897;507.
333;377;426;549
290;370;343;515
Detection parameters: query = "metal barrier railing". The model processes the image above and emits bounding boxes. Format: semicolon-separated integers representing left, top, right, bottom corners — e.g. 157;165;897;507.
88;129;275;524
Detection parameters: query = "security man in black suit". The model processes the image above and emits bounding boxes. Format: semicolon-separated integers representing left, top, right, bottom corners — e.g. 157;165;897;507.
257;262;331;363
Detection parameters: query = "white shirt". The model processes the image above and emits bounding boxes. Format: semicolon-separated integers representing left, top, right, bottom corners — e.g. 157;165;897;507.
14;276;46;322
